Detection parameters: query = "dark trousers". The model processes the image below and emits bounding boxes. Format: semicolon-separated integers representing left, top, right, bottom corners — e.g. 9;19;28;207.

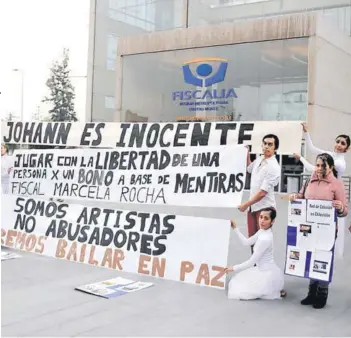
247;209;262;237
247;208;265;254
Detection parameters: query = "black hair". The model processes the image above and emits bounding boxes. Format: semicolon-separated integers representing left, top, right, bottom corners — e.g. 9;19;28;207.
335;134;350;151
262;134;280;151
260;207;277;222
316;153;338;177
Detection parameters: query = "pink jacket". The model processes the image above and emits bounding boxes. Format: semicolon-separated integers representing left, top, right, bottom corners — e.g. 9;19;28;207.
298;172;348;217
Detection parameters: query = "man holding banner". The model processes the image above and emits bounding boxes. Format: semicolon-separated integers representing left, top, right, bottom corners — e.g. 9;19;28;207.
238;134;281;252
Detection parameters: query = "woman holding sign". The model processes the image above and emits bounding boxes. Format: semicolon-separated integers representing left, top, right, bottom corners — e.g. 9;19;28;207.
293;124;350;259
290;153;348;309
225;207;286;300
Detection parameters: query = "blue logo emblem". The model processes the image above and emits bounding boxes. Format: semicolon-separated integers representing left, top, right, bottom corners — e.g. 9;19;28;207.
173;57;237;113
182;57;228;87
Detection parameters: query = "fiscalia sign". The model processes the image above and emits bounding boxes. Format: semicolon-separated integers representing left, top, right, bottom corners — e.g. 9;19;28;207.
172;57;238;112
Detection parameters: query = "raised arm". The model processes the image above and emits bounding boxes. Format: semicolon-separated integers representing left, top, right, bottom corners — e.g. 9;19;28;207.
299;155;315;172
335;159;346;178
234;228;260;246
304;132;326;156
233;237;271;273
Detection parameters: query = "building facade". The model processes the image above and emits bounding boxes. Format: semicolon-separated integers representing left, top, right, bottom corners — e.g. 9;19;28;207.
86;0;351;192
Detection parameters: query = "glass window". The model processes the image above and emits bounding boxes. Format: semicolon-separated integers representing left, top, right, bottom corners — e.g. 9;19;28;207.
217;0;271;6
107;34;118;70
91;0;186;129
188;0;351;28
105;96;116;109
121;38;308;123
120;38;309;193
108;0;156;32
322;6;351;36
107;0;183;32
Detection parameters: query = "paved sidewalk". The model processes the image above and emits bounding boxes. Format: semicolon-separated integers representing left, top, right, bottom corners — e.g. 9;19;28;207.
2;197;351;337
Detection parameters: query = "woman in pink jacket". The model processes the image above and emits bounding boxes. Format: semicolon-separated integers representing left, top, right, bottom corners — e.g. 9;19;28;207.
290;153;348;309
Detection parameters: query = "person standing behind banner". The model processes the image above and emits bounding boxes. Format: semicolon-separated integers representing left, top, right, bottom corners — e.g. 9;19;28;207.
1;143;13;194
290;153;348;309
293;123;350;259
293;123;349;178
238;134;281;252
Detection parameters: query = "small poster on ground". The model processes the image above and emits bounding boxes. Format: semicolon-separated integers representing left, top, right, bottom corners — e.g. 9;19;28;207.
75;277;154;299
1;250;21;261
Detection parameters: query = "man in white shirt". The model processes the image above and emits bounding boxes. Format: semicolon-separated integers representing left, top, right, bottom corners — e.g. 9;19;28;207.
238;134;281;250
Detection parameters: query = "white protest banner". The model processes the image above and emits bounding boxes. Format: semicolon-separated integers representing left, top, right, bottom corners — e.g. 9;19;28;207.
2;120;303;154
10;144;247;207
1;195;230;289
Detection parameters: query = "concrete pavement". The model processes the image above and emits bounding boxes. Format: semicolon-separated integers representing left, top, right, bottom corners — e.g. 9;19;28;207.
2;195;351;337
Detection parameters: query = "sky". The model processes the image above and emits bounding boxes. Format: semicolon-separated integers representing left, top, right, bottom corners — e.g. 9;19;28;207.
0;0;90;122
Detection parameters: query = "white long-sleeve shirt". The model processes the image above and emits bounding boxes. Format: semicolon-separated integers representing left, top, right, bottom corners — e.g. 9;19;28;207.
232;228;275;273
302;132;346;178
247;155;281;212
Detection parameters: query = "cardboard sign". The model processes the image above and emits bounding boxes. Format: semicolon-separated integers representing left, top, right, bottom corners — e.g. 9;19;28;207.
285;199;336;282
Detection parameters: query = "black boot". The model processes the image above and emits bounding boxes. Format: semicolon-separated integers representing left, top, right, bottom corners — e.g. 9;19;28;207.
301;282;318;305
313;285;329;309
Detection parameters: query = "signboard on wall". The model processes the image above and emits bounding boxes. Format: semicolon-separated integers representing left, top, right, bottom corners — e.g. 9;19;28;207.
1;195;230;289
172;57;237;113
2;120;303;154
